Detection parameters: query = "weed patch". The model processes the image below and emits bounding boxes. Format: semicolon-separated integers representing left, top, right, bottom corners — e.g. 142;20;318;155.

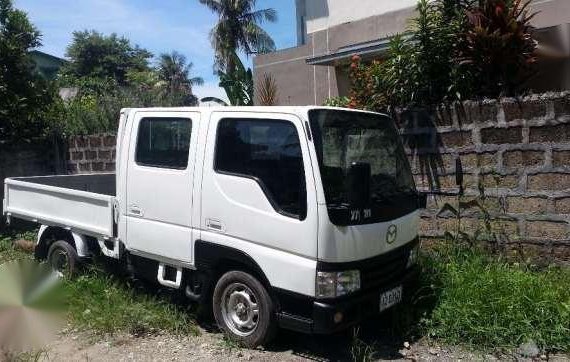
416;243;570;352
62;271;199;337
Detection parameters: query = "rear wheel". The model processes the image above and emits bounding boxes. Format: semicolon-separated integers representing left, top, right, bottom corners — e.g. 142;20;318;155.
213;270;276;348
47;240;79;277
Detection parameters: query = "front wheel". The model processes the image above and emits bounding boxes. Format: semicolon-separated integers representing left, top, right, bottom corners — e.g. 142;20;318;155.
212;270;276;348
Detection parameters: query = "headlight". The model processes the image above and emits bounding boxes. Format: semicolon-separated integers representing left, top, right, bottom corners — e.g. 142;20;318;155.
316;270;360;298
407;244;419;268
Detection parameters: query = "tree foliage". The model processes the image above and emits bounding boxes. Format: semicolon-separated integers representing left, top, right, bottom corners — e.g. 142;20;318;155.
0;0;56;142
60;30;153;87
157;51;204;104
1;0;209;141
199;0;277;73
57;32;205;135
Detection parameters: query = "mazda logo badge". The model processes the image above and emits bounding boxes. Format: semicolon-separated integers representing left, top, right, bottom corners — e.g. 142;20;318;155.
386;225;397;244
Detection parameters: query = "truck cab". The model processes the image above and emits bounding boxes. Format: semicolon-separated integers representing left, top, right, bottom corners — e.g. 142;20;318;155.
3;106;423;347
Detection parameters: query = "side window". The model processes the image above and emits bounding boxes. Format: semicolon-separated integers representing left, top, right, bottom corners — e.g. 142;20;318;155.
135;117;191;169
215;118;307;219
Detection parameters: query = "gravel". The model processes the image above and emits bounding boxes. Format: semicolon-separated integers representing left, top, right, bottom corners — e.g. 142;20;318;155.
28;327;570;362
2;316;563;362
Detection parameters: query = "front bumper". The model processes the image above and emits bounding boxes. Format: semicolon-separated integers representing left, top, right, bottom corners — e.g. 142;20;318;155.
276;265;419;334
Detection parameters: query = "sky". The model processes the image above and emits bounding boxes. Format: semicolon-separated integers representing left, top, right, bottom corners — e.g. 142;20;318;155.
15;0;297;102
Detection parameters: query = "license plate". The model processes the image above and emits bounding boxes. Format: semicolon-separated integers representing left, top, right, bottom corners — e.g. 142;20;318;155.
379;285;403;312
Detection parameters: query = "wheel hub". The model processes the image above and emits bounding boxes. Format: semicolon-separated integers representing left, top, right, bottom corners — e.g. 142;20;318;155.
235;302;247;317
221;283;260;337
51;250;69;274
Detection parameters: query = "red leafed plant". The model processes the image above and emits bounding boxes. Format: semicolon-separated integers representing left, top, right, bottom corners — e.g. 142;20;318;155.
459;0;538;97
347;55;387;111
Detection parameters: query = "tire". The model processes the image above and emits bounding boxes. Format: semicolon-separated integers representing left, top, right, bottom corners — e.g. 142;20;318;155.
47;240;80;277
213;270;276;348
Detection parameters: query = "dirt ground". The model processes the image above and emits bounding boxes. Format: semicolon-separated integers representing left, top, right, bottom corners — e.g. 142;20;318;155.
25;322;570;362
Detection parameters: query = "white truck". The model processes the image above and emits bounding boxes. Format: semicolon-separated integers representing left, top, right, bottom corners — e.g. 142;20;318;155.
3;107;426;347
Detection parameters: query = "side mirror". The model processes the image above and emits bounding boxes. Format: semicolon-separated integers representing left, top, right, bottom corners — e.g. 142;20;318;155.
347;162;371;208
455;157;464;188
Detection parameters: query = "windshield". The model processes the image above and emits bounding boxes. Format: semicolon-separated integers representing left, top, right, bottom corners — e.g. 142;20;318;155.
309;109;417;224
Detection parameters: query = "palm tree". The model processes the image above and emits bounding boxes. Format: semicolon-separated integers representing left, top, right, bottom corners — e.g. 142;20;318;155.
199;0;277;73
157;51;204;95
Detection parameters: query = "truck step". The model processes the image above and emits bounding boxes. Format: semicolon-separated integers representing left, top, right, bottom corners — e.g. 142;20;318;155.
97;238;121;259
157;263;182;289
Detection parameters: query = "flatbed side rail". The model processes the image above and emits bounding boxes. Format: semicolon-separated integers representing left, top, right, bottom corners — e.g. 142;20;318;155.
3;177;116;238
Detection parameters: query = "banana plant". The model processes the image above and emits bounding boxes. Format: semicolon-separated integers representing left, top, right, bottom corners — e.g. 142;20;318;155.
218;52;253;106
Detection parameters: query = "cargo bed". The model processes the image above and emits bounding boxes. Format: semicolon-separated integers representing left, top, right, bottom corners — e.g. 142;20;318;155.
3;173;117;238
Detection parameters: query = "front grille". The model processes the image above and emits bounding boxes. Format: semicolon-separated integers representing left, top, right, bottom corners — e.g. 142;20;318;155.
359;241;416;290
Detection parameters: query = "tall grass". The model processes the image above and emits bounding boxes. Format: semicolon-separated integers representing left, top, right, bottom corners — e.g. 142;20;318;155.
63;272;199;337
417;243;570;352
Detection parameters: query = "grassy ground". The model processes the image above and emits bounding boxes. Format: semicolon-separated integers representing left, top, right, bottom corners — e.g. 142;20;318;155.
411;241;570;353
0;228;198;338
0;229;36;263
62;272;198;337
1;228;569;354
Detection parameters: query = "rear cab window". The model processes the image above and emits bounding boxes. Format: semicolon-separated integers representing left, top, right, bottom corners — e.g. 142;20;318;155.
135;117;192;169
215;118;307;219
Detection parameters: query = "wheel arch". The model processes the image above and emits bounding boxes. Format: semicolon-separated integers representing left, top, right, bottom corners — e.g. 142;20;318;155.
36;225;90;259
194;240;272;291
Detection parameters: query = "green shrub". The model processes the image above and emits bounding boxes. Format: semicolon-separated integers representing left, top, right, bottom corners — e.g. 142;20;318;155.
346;55;388;111
50;79;199;136
418;243;570;352
323;96;351;108
346;0;538;110
346;0;472;111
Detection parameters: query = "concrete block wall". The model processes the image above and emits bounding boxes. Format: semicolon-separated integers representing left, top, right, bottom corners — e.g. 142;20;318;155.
67;134;116;174
405;92;570;261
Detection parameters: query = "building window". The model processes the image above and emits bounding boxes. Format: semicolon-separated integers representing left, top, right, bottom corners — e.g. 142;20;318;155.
215;118;307;219
135;117;192;169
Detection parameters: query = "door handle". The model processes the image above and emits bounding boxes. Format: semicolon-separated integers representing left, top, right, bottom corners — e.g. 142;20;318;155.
206;218;223;232
128;205;143;216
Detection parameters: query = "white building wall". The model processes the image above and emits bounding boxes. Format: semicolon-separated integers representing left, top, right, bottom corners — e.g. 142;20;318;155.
299;0;569;36
303;0;418;34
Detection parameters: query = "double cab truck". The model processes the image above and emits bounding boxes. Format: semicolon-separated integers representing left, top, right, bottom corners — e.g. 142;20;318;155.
3;107;425;347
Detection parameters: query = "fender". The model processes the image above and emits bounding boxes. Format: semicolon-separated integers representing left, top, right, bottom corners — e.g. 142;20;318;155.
37;225;91;258
194;240;271;288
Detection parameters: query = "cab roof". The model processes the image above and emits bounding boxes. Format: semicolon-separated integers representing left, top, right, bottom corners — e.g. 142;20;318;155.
121;106;386;117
